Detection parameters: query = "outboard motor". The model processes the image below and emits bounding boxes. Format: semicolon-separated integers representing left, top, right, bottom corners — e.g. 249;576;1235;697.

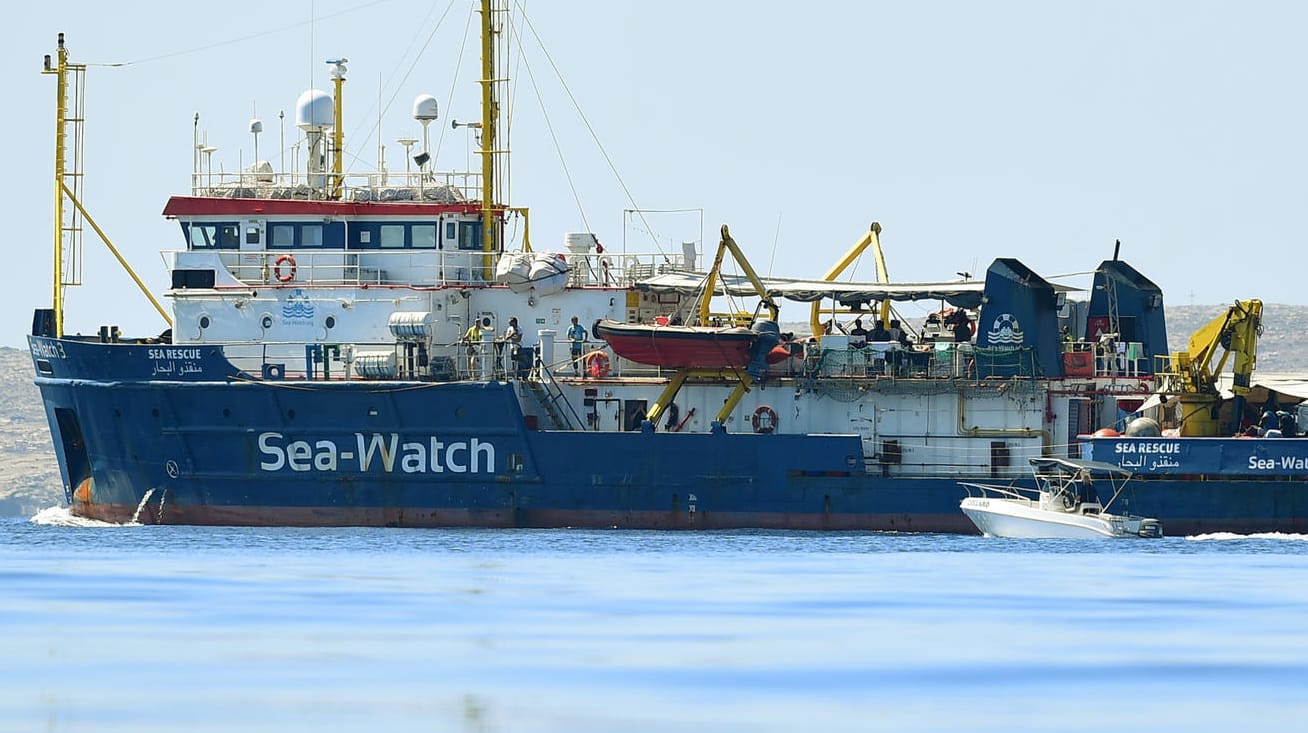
747;318;781;382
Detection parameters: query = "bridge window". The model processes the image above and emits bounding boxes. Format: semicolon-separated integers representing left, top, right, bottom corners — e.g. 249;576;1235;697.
186;222;239;249
270;224;295;247
349;222;443;249
260;222;344;248
458;221;482;250
300;225;324;247
379;225;406;248
412;224;437;249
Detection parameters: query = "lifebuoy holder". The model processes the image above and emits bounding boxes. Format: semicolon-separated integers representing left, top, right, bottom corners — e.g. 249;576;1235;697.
584;350;611;378
274;254;297;283
752;405;778;434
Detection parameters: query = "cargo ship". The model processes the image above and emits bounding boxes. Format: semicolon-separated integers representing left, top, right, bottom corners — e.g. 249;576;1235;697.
28;6;1308;533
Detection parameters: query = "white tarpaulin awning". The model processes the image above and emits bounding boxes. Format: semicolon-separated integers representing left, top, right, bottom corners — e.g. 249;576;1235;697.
1220;373;1308;402
1135;373;1308;414
636;271;990;308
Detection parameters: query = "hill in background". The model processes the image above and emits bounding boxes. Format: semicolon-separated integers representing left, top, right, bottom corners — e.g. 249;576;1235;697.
2;303;1304;516
0;347;62;516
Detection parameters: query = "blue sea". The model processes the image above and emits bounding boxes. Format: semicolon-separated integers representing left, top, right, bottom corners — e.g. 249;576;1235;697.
4;510;1307;732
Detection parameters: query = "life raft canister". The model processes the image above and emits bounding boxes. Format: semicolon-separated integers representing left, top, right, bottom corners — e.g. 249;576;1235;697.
584;350;611;378
752;405;778;434
274;254;297;283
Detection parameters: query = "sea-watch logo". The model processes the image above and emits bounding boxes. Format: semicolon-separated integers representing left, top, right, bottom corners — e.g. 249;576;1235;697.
986;313;1024;345
281;289;315;326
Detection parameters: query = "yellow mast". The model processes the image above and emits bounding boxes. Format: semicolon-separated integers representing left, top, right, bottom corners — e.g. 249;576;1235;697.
42;34;172;336
329;58;347;199
479;0;500;264
43;34;71;337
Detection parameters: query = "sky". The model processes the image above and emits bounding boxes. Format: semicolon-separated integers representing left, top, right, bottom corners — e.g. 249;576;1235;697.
4;0;1306;347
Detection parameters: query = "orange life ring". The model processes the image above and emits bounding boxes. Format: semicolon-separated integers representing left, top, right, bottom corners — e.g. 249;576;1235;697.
752;405;778;434
274;254;297;283
585;350;611;378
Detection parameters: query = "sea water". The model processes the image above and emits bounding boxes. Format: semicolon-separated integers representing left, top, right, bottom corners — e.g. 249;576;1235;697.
3;511;1307;732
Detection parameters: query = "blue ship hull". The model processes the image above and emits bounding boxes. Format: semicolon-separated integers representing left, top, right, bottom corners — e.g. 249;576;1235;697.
28;335;1308;534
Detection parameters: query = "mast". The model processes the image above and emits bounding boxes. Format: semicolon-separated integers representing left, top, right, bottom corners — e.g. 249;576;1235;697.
43;34;71;338
41;35;172;336
478;0;500;257
328;57;347;199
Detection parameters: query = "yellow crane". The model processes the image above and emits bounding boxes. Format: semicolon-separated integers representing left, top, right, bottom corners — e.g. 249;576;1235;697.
1157;299;1263;436
808;222;890;340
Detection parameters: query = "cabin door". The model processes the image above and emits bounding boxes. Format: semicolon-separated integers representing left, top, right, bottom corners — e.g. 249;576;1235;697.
239;218;265;281
591;397;623;432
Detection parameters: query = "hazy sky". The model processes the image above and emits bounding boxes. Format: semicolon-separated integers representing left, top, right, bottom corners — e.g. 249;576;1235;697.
5;1;1305;347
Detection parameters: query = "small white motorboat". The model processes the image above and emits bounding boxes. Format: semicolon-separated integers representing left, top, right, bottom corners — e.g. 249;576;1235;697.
959;457;1163;539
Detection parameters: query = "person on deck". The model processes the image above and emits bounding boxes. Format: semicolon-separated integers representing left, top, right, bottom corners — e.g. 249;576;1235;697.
868;319;891;342
462;321;483;371
567;316;588;377
1258;410;1279;434
848;318;869;347
496;317;522;376
947;309;972;343
888;319;911;347
1278;410;1299;438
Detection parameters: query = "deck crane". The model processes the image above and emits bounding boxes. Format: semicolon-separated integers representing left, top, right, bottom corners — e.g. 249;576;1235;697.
1156;299;1262;436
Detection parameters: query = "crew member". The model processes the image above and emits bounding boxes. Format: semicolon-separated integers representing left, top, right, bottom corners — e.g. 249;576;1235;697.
567;316;588;377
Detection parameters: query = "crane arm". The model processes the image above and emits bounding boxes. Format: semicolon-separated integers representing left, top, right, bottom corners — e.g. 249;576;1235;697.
1171;299;1263;395
808;222;884;338
696;225;778;325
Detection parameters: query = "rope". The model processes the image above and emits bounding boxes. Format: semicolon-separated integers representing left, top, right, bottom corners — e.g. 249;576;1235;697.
100;1;391;67
513;4;666;257
505;14;591;234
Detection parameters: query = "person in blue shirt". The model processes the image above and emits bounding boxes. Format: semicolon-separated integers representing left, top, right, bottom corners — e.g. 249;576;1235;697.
567;315;588;376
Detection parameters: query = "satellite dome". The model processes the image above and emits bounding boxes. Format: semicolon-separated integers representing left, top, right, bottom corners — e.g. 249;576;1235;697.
295;89;334;130
413;94;439;121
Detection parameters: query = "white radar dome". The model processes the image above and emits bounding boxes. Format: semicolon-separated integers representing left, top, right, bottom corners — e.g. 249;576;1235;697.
413;94;439;121
295;89;335;130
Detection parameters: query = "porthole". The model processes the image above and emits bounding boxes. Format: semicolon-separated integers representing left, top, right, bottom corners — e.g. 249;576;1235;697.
325;315;336;329
199;315;211;330
261;314;273;330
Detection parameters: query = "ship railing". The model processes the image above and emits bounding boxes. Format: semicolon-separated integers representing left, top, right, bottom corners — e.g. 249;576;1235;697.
190;168;482;204
186;249;692;290
1090;339;1148;377
563;252;698;287
200;249;493;288
806;341;979;380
